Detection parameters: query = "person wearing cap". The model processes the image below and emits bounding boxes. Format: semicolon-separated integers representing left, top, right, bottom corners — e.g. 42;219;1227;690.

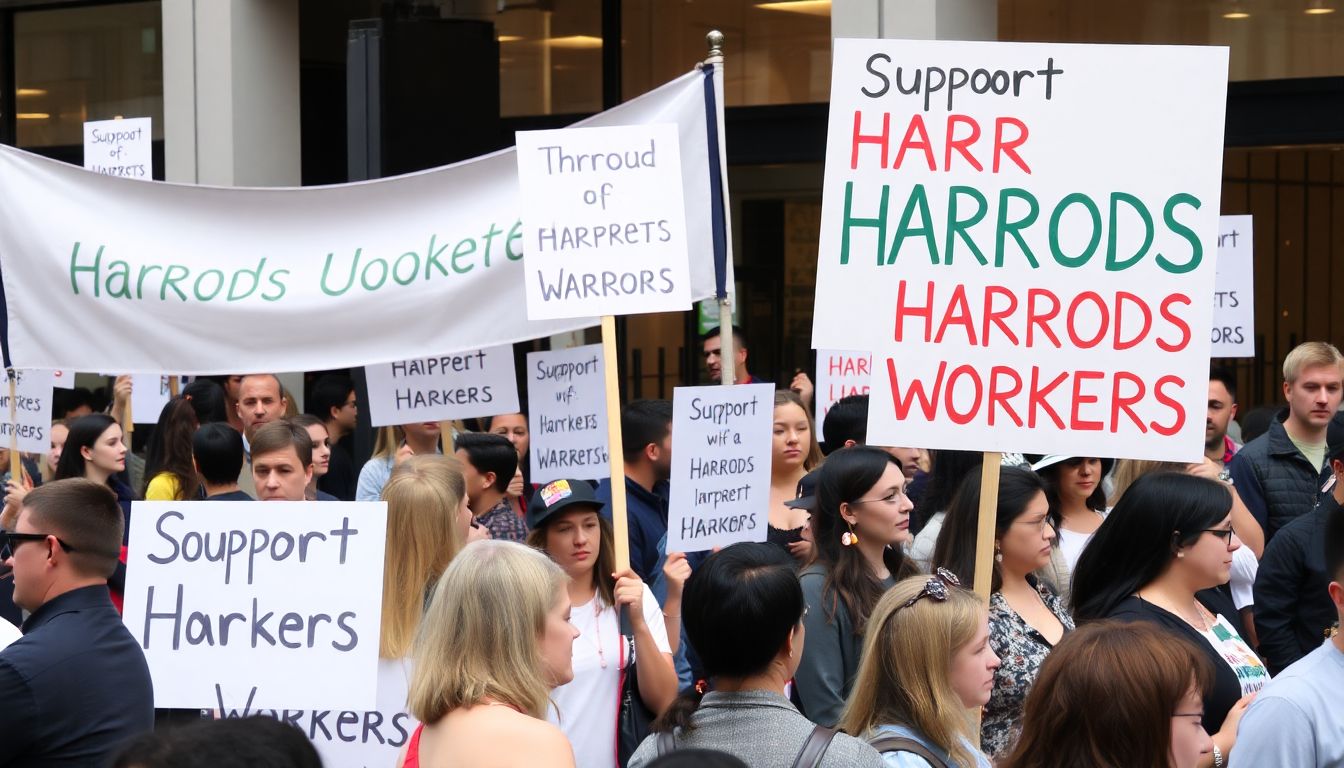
527;479;678;768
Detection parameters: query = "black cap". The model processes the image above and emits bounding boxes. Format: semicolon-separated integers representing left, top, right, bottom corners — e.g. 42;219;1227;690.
527;479;604;529
784;469;821;512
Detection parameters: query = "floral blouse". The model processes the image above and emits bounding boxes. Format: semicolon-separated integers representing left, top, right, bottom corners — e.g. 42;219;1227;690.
981;578;1075;758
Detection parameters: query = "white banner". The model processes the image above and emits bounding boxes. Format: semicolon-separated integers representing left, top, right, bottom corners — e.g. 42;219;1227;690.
813;39;1228;462
1213;215;1254;358
2;368;54;453
0;68;733;374
365;346;518;427
527;344;610;483
667;383;772;552
121;501;388;711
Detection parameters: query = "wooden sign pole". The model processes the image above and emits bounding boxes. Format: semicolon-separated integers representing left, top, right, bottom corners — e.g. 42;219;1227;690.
972;452;1003;599
6;371;19;481
601;315;631;571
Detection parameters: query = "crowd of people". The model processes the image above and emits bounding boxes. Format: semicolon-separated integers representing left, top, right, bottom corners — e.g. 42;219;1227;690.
1;333;1343;767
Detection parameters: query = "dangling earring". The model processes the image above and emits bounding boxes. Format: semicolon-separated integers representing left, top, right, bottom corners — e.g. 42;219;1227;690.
994;547;1003;564
841;520;859;546
1176;551;1186;559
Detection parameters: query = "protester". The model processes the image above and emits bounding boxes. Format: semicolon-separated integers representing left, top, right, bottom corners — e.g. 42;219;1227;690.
192;423;252;500
53;413;134;522
489;410;532;484
0;479;154;765
595;400;677;586
701;324;813;407
113;716;322;768
999;621;1215;768
1072;472;1263;761
1031;455;1111;572
358;422;442;502
797;446;919;726
41;418;68;482
1206;367;1241;479
933;465;1071;757
234;373;290;497
528;478;678;767
404;540;578;767
1254;441;1344;675
221;374;246;433
1229;341;1343;542
629;543;882;767
455;431;527;541
769;390;821;563
52;386;96;421
290;414;338;501
307;373;358;501
1232;501;1344;766
841;570;997;767
250;420;313;502
142;396;202;501
181;377;230;426
818;394;926;500
907;450;982;568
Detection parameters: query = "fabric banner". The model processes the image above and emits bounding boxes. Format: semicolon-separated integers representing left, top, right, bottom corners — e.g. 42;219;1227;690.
0;68;732;374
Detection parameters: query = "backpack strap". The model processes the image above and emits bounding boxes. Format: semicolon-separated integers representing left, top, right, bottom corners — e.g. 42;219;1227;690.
655;729;677;757
791;724;839;768
867;735;951;768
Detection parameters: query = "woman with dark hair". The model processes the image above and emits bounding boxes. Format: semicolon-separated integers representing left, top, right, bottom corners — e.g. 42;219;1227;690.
628;543;881;767
907;450;982;570
1000;620;1215;768
56;413;133;521
933;466;1072;759
526;478;678;768
181;377;230;425
142;396;202;501
1072;473;1265;765
1031;455;1112;574
796;446;919;727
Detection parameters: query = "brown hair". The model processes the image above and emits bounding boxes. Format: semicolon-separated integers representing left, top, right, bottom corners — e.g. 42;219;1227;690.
249;420;312;467
1000;620;1215;768
773;390;823;470
527;506;616;608
20;478;124;578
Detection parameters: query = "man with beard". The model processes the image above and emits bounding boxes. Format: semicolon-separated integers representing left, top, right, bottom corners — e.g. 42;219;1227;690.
1206;366;1241;482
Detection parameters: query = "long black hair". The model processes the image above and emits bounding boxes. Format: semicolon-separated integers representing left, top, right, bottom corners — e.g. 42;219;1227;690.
1071;472;1232;621
933;465;1047;593
916;449;983;532
812;446;918;635
55;413;120;482
1037;457;1109;529
652;543;802;733
141;396;201;499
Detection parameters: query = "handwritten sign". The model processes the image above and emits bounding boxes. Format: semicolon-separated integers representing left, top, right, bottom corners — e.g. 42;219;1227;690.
815;349;873;422
83;117;152;179
1;369;55;453
131;373;182;424
667;383;772;551
365;346;518;427
1212;215;1254;358
527;344;609;483
122;501;388;710
811;39;1228;462
516;124;692;320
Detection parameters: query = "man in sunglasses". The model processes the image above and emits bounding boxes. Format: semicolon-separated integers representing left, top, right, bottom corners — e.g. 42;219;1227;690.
0;478;153;766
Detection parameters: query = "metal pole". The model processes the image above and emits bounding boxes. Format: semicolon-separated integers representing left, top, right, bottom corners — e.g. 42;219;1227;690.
706;30;735;387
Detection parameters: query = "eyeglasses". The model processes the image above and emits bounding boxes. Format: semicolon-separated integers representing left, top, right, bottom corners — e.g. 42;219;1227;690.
1171;712;1205;725
1013;516;1056;533
894;567;962;613
1199;526;1236;545
1;531;76;559
852;489;908;507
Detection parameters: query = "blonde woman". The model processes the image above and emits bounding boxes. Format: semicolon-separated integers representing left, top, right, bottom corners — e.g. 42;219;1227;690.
356;422;442;502
842;570;998;768
402;540;579;768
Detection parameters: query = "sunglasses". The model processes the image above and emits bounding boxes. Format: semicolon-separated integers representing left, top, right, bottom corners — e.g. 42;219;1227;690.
0;531;77;560
894;567;963;613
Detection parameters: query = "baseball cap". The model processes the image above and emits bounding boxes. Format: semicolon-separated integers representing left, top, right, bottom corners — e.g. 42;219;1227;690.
527;478;604;529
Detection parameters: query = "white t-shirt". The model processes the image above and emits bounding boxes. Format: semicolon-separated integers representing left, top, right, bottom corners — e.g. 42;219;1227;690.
1229;546;1259;611
549;584;671;768
1055;510;1108;572
1200;613;1269;697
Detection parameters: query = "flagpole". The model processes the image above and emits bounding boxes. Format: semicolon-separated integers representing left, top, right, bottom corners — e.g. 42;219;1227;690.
704;30;735;386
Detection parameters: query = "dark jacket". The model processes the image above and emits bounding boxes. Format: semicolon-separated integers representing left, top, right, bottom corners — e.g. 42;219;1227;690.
0;585;154;766
1254;495;1338;674
595;475;672;584
1228;417;1328;541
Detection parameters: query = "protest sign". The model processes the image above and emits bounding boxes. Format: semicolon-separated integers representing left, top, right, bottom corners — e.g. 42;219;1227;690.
812;39;1228;462
667;383;772;552
1;368;54;454
0;66;734;375
121;501;388;710
527;344;609;483
365;346;518;427
131;373;178;424
815;349;873;423
83;117;152;179
516;124;692;320
1212;215;1254;358
52;369;75;388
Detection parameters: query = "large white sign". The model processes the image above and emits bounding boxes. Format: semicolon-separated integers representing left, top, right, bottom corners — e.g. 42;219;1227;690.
83;117;152;179
667;383;773;552
0;68;733;375
365;346;519;427
527;344;610;483
815;349;873;424
1;369;54;454
812;39;1228;462
122;501;388;711
516;124;692;320
131;374;180;424
1212;215;1254;358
